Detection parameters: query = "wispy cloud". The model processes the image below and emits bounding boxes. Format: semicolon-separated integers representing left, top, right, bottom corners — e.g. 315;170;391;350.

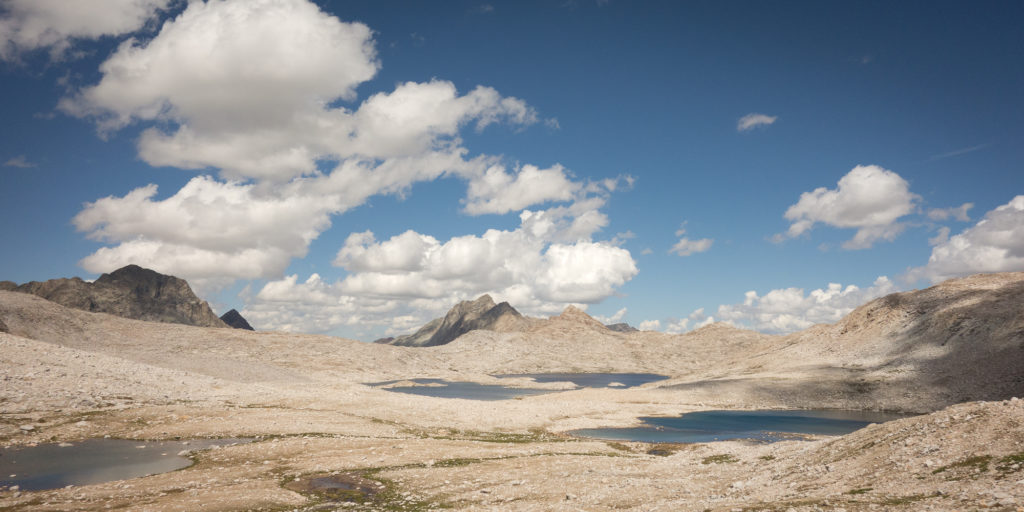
670;223;713;256
3;155;36;168
930;143;991;160
737;113;777;132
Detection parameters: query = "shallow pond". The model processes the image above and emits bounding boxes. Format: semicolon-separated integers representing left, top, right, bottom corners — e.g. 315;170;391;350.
0;438;247;491
494;372;668;388
571;409;915;443
369;378;555;401
369;372;669;400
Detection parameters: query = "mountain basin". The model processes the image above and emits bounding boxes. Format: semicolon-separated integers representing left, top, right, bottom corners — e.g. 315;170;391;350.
571;409;916;443
367;373;670;401
0;438;249;491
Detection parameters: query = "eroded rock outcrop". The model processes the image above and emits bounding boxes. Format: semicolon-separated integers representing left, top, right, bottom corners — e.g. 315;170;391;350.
2;265;228;328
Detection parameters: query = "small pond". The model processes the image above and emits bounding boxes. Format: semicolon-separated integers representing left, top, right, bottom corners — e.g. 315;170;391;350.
571;409;915;443
494;372;668;388
0;438;247;491
368;372;669;401
368;378;555;401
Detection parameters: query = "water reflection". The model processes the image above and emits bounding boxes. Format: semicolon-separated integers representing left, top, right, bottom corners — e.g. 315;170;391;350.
572;409;915;443
368;372;669;400
0;438;247;491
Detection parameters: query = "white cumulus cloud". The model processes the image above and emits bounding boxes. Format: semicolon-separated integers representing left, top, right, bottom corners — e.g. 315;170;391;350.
776;165;919;249
637;319;661;331
62;0;593;293
737;113;777;132
0;0;169;61
669;225;713;256
662;308;715;334
907;196;1024;283
463;164;579;215
73;176;336;287
244;201;638;334
594;308;627;325
714;276;897;334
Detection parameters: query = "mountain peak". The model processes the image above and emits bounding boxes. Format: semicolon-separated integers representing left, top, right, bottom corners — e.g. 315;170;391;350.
2;264;227;328
220;309;255;330
381;294;531;347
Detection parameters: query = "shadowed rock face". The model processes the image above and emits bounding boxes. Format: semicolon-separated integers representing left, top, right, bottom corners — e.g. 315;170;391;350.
605;323;638;333
220;309;254;330
2;265;227;328
380;295;535;347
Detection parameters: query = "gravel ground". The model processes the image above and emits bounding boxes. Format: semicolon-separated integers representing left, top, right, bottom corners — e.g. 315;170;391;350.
1;273;1023;510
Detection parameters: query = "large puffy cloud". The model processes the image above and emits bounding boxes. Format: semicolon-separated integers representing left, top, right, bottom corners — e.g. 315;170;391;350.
73;176;336;287
714;276;897;334
64;0;582;290
0;0;169;61
907;196;1024;283
58;0;535;183
776;165;919;249
245;202;638;334
463;164;579;215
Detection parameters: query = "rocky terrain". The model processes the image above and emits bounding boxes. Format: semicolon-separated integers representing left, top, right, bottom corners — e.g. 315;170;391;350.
0;271;1022;511
0;265;227;328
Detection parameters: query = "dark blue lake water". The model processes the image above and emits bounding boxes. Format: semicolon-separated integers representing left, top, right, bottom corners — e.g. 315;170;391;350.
0;438;247;491
571;409;914;443
368;372;669;400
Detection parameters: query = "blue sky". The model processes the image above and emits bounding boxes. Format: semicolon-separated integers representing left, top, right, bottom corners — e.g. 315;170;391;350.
1;0;1022;339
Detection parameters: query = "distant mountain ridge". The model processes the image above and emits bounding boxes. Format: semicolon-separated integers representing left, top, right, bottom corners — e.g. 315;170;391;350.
0;264;230;328
376;295;639;347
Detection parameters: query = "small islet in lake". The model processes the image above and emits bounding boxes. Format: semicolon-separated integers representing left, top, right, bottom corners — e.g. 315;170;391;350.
367;372;669;400
0;438;247;491
571;409;916;443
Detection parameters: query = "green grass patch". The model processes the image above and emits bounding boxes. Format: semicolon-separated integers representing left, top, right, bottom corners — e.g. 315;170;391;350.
878;493;934;506
996;451;1024;473
932;455;993;475
846;487;873;495
432;457;481;468
702;454;738;464
604;441;632;452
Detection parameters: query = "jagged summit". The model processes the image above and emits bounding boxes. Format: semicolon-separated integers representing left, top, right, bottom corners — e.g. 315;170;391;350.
220;309;255;330
0;264;227;328
378;294;534;347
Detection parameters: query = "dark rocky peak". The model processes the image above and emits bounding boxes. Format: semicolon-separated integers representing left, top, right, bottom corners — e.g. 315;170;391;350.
220;309;255;330
95;264;190;300
1;265;228;329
